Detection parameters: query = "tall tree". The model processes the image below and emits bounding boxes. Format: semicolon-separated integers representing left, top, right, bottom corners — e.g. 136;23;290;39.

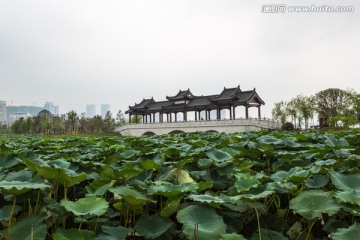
314;88;353;127
66;110;79;133
104;111;115;132
272;101;288;126
286;98;301;129
116;110;127;126
37;110;53;134
78;113;87;133
295;95;315;129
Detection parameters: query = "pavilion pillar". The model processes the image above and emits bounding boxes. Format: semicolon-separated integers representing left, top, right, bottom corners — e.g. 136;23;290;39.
170;113;172;122
245;106;249;119
184;111;187;122
153;113;155;123
160;113;163;123
167;113;169;122
258;106;261;119
175;113;177;122
195;111;198;121
217;106;220;120
144;115;147;123
136;115;138;124
229;108;232;119
129;114;131;124
206;110;210;121
233;106;236;119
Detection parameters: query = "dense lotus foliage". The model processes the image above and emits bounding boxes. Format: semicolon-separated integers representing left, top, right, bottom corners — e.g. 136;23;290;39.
1;131;360;239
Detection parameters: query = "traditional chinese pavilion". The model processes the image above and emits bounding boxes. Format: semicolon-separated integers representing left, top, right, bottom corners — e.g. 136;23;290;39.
125;86;265;123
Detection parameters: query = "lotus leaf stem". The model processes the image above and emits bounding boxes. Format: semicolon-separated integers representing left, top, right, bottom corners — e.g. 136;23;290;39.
8;195;16;240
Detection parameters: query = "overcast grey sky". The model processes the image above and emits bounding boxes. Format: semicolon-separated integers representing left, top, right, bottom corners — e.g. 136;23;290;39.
0;0;359;118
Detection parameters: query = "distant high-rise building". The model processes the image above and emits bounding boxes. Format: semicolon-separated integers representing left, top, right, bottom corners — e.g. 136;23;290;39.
6;105;44;123
44;102;59;115
86;104;96;118
0;101;7;124
101;104;110;118
8;113;32;125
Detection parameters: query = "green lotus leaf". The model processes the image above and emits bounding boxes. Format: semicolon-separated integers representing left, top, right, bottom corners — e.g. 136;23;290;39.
0;214;47;240
96;226;133;240
0;180;50;195
334;190;360;206
234;173;259;192
314;159;337;166
289;190;340;220
323;136;349;147
283;137;302;148
305;174;329;189
0;205;22;221
86;180;116;196
330;169;360;191
23;158;87;187
4;169;32;181
197;158;213;167
238;183;277;201
109;186;152;205
188;192;225;206
117;163;143;180
206;149;232;163
198;181;213;192
60;197;109;217
54;228;96;240
323;219;348;233
0;153;21;169
138;159;162;170
287;168;310;182
332;222;360;240
120;149;139;159
257;135;282;145
177;205;227;240
160;195;182;217
219;233;247;240
134;215;173;239
148;181;198;197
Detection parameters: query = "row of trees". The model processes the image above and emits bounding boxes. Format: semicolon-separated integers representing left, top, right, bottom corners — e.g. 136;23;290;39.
10;109;127;134
272;88;360;129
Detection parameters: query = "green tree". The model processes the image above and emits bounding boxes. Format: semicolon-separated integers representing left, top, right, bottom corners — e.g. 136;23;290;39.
314;88;353;127
88;115;104;133
131;115;143;124
272;101;287;126
116;110;127;126
78;113;87;133
53;116;64;134
104;111;115;132
286;98;300;129
66;110;79;133
294;95;315;129
37;110;53;134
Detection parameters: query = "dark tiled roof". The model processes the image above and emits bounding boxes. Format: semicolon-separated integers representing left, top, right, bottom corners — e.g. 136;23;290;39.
129;98;155;109
166;89;195;101
210;86;241;101
127;86;264;114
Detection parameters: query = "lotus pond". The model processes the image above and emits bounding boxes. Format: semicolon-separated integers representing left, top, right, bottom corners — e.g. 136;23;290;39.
1;131;360;239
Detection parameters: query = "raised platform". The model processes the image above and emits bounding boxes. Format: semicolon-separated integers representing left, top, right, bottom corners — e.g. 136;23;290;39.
116;118;280;136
